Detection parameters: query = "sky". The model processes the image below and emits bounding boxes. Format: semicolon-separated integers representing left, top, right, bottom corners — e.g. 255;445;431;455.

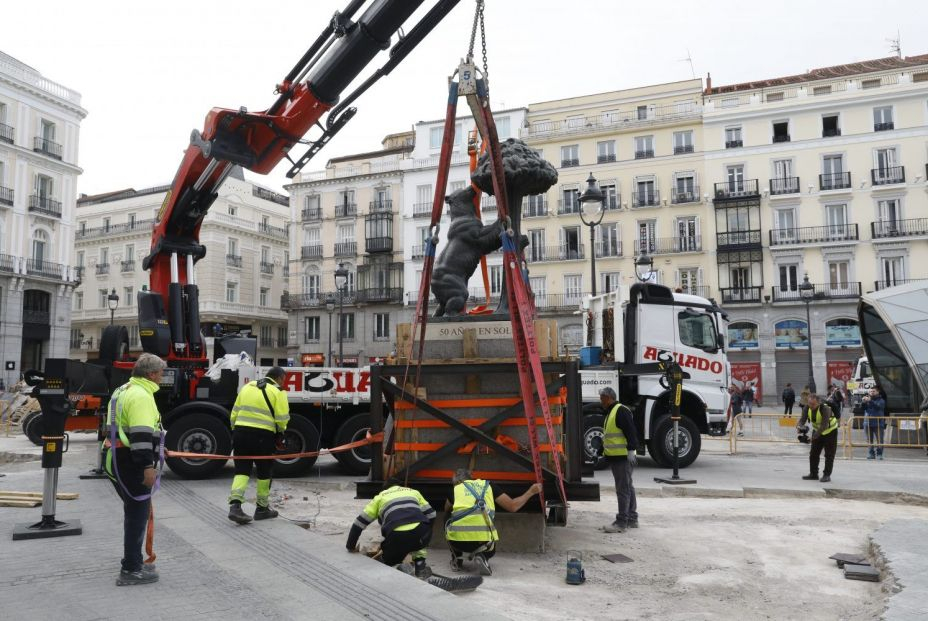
3;0;927;196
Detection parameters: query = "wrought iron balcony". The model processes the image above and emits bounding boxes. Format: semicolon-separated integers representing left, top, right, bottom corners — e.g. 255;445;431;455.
819;172;851;191
260;262;275;275
680;285;711;298
533;293;592;312
720;286;763;304
301;245;323;260
714;179;759;200
0;253;16;272
597;153;616;164
771;281;861;303
874;278;928;291
725;139;743;149
670;187;700;204
0;185;12;206
370;199;393;212
595;241;623;258
560;158;579;168
769;177;800;195
33;137;62;160
334;241;357;256
769;224;859;246
281;291;353;310
0;123;13;144
366;236;393;253
603;195;620;210
716;230;762;250
526;245;585;262
481;196;497;212
871;166;905;186
301;207;322;221
634;149;654;160
523;197;548;218
772;134;791;143
634;236;702;255
631;190;659;208
874;122;894;132
871;218;928;239
411;244;426;259
120;260;135;272
96;264;110;275
557;200;579;215
412;202;432;218
28;195;62;218
822;128;842;138
226;254;243;268
357;287;403;304
334;203;357;218
27;259;64;279
75;219;154;240
258;222;288;239
673;144;695;155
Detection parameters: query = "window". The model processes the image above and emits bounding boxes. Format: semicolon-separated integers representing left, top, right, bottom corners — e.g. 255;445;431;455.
676;217;699;252
429;124;462;149
125;244;135;263
599;223;620;257
636;105;648;120
103;217;111;231
560;145;579;167
489;265;503;295
597;140;616;163
771;159;794;194
874;148;901;183
100;247;109;265
304;316;321;342
228;204;237;216
41;119;55;141
304;227;321;246
862;78;881;90
99;289;109;308
128;213;136;227
337;189;355;208
302;271;321;297
730;266;750;290
449;180;466;193
673;130;694;154
374;313;390;340
339;313;355;340
79;221;86;234
726;165;744;192
528;229;545;262
304;194;320;210
772;121;789;143
35;174;53;199
130;326;140;348
32;229;48;262
228;238;238;256
561;227;581;259
76;251;84;267
416;184;432;208
601;272;621;293
876;199;901;236
70;328;82;349
260;287;269;307
495;116;510;139
600;183;618;210
825;204;848;237
634;136;654;158
678;268;700;294
564;274;583;301
778;264;799;292
261;246;270;265
226;281;237;303
725;126;742;148
565;115;584;129
277;326;287;348
813;85;832;96
822;114;840;137
75;291;83;311
259;325;273;347
673;174;696;203
773;209;796;243
828;261;850;289
873;106;893;130
561;187;579;213
678;312;717;350
634;179;656;207
124;286;133;307
637;220;656;254
881;256;905;286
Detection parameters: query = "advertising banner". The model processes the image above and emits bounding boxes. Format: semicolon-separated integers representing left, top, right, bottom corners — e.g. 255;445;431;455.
728;323;759;349
827;361;855;397
774;319;809;349
730;362;763;405
826;324;861;347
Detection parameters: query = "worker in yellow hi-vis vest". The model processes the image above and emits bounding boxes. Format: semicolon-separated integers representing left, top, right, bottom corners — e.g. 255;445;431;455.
227;367;290;524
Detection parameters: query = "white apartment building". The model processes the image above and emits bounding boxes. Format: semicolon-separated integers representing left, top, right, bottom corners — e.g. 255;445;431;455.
0;51;85;386
71;169;291;365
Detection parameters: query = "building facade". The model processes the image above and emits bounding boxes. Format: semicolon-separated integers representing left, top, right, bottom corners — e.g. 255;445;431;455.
0;51;85;386
703;54;928;402
70;170;291;365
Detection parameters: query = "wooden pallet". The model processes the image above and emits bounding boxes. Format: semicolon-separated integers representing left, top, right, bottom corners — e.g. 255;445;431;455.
0;491;79;508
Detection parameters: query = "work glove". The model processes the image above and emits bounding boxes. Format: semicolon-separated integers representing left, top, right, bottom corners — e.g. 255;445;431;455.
628;453;637;467
275;433;287;452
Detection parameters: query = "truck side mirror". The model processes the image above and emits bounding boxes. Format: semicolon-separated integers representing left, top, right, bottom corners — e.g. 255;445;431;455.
717;334;725;351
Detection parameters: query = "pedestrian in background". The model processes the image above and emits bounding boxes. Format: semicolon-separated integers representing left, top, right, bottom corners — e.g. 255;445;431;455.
782;383;796;416
798;394;838;483
598;387;639;533
741;385;754;415
799;385;811;416
829;384;845;418
730;387;744;436
862;387;886;460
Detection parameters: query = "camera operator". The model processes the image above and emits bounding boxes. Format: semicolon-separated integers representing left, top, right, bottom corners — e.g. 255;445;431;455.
797;394;839;483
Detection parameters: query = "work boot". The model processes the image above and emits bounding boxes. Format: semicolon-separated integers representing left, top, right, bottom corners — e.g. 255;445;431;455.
450;555;464;573
141;563;157;574
802;473;819;481
627;520;639;529
603;521;626;533
253;506;279;520
116;568;159;586
867;451;875;460
228;502;253;524
414;558;432;579
475;553;492;576
820;475;831;483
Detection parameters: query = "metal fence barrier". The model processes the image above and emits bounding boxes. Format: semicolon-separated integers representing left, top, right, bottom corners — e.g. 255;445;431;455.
728;412;828;454
842;415;928;459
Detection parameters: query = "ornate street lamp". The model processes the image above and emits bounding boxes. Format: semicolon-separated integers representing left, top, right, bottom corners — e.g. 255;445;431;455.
635;253;654;283
334;263;349;367
578;173;605;296
799;274;816;393
107;288;120;325
325;301;335;367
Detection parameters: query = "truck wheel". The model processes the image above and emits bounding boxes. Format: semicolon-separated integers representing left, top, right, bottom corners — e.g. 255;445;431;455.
650;414;701;469
165;413;230;479
333;413;374;475
21;411;44;446
581;411;609;470
273;415;320;477
99;325;130;363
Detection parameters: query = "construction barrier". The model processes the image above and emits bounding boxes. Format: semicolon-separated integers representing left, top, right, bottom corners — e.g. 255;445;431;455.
842;415;928;459
728;412;850;455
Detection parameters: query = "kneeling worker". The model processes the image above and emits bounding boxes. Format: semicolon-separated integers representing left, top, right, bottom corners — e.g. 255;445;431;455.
445;469;542;575
346;485;437;577
227;366;290;524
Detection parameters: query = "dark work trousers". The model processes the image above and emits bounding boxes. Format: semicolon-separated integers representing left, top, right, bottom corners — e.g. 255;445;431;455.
784;401;794;416
449;539;497;560
866;425;885;456
232;427;276;480
380;522;432;566
609;457;638;525
107;450;151;573
809;431;839;477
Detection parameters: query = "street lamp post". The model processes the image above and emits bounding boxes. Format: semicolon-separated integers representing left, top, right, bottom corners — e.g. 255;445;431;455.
334;263;349;367
325;302;335;367
107;288;120;325
634;253;654;283
578;173;605;296
799;274;817;394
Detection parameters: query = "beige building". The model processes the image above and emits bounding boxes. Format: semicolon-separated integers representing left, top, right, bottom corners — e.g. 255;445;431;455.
0;51;85;386
70;169;291;365
703;53;928;401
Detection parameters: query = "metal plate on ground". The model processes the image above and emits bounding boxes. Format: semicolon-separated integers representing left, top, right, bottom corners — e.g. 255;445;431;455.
844;563;880;581
829;552;868;568
601;553;633;563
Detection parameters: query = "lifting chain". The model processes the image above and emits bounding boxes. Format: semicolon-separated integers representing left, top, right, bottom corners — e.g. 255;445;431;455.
467;0;489;93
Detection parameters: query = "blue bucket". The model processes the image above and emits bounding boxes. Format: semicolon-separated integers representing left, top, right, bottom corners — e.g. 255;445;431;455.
579;346;602;367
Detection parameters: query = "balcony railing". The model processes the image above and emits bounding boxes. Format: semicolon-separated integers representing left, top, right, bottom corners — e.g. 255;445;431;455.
28;195;62;218
0;185;12;206
871;218;928;239
725;139;743;149
597;153;616;164
634;236;702;255
769;224;859;246
120;260;135;272
334;241;357;256
595;241;623;258
96;264;110;275
631;190;659;208
370;199;393;212
0;253;16;272
33;137;63;160
258;222;288;239
557;200;579;215
560;158;579;168
714;179;759;199
335;203;357;218
226;254;243;268
412;202;432;218
680;285;711;298
523;198;548;218
75;219;154;240
73;266;84;281
670;187;700;204
716;230;762;249
23;309;51;324
411;244;426;259
771;282;861;303
357;287;403;304
521;103;700;140
260;262;274;275
0;123;13;144
534;293;590;312
871;166;905;186
819;172;851;191
281;291;356;310
874;121;894;132
772;134;791;143
673;144;695;155
301;207;322;221
874;278;928;291
27;259;63;279
366;237;393;253
720;286;763;304
526;245;585;262
301;245;323;260
769;177;800;195
634;149;654;160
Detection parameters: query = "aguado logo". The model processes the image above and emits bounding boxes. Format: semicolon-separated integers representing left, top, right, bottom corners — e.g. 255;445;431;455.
643;346;724;375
